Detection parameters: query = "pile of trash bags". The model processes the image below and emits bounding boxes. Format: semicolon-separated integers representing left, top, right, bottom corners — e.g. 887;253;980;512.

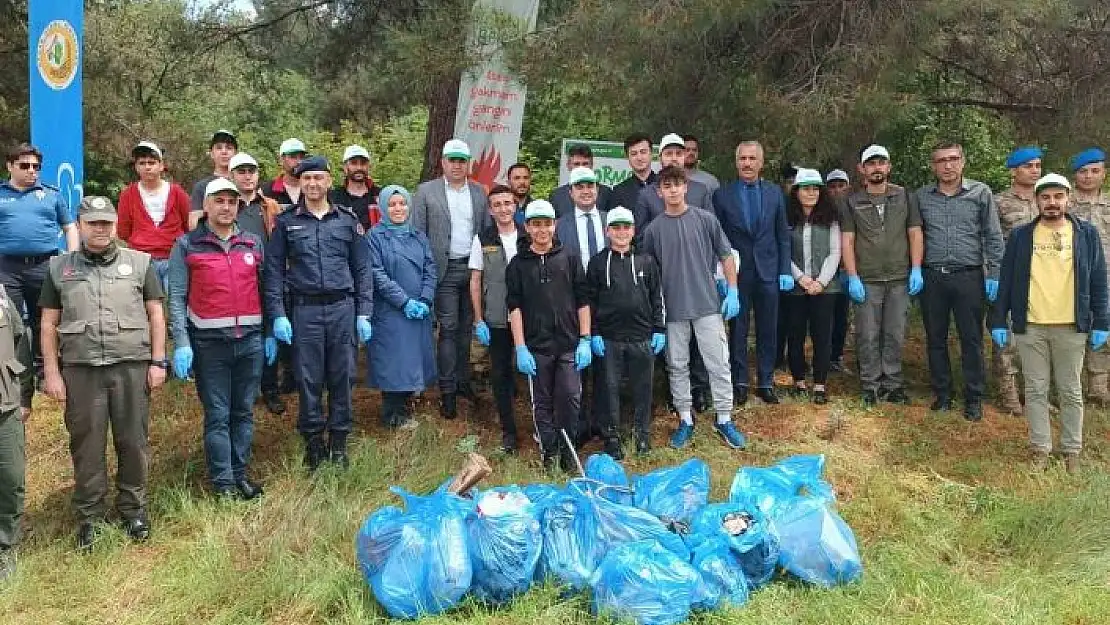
355;454;862;624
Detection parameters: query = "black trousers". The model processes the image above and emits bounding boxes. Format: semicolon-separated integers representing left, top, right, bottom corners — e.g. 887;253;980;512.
579;357;609;437
602;339;654;439
488;327;516;436
381;391;413;426
786;294;836;384
530;351;580;461
830;293;849;364
920;267;986;401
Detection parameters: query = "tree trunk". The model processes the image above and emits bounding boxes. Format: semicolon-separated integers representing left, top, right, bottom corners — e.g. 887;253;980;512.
420;71;462;182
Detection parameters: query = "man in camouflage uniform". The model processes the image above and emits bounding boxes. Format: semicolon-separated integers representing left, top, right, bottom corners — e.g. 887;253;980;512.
1068;148;1110;404
992;146;1042;414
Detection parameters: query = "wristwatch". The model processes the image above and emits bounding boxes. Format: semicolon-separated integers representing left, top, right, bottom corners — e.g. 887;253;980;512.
151;359;170;369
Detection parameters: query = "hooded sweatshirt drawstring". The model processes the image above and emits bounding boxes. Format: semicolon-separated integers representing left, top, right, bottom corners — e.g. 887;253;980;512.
605;249;638;289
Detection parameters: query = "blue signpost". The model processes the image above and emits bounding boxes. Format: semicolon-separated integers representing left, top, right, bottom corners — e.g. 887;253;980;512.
29;0;84;246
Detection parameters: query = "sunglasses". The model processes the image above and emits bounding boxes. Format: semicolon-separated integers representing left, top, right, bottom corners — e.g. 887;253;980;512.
15;162;41;171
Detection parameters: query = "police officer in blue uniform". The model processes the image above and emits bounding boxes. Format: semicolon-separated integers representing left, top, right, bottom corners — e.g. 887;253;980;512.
0;144;80;381
263;156;372;470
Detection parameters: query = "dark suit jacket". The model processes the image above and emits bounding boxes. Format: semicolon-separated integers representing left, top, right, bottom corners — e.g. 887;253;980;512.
633;179;714;230
411;178;489;281
549;183;613;218
556;208;608;267
713;179;791;282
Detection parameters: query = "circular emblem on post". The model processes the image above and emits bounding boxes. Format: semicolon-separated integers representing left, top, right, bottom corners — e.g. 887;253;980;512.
117;264;133;276
243;252;255;266
36;20;80;91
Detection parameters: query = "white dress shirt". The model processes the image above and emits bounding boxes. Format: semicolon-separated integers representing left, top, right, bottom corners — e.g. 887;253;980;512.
445;179;474;259
574;206;605;270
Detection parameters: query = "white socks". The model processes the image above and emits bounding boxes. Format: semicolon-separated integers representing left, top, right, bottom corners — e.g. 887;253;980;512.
716;412;732;425
679;411;694;425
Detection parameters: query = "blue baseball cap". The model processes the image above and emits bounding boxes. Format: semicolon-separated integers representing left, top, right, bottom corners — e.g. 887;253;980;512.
293;156;330;177
1005;146;1043;169
1071;148;1105;172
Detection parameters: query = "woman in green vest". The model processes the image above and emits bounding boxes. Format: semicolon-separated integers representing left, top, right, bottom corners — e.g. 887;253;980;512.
784;168;842;404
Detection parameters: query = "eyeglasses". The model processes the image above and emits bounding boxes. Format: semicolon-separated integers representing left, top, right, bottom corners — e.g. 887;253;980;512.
15;162;41;171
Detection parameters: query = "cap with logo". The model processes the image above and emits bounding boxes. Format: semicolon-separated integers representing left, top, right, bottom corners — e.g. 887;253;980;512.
279;138;307;156
205;177;239;196
228;153;258;171
659;133;686;151
524;199;556;221
825;169;849;183
1070;147;1106;172
860;144;891;163
568;166;598;185
342;145;371;162
132;141;163;160
79;196;117;222
293;156;330;177
1005;146;1044;169
1034;173;1072;194
606;206;635;226
210;129;237;148
442;139;471;160
793;168;825;187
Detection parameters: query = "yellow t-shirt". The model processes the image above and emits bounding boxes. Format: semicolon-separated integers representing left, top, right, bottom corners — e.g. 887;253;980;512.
1028;222;1075;324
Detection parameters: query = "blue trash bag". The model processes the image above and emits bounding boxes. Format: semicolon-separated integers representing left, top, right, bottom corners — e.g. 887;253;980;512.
584;453;633;505
591;540;703;625
522;483;562;515
774;497;862;587
579;480;689;561
355;487;474;619
687;502;780;589
632;459;710;526
689;537;751;611
772;454;837;504
467;486;543;604
728;455;835;518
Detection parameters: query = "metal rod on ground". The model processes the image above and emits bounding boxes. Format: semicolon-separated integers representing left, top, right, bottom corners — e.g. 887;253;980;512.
560;428;585;477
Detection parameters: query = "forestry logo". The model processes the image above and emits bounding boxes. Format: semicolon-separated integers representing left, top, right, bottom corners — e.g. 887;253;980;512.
37;20;79;91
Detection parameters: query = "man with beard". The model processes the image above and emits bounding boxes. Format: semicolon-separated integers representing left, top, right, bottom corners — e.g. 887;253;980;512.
634;133;714;229
611;133;656;222
549;144;613;218
840;145;923;407
506;163;534;226
329;145;382;232
684;134;720;194
261;138;307;207
991;173;1108;474
1068;148;1110;405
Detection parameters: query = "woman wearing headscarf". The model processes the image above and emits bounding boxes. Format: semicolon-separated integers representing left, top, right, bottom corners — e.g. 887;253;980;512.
365;185;438;428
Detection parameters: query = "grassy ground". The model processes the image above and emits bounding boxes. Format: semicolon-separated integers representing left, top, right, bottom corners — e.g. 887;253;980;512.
1;334;1108;625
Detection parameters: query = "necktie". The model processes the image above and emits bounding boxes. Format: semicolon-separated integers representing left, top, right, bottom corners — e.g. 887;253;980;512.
744;183;759;230
585;212;599;257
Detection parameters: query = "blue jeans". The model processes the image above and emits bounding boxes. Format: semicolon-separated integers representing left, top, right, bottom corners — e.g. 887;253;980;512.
152;259;170;295
192;334;263;487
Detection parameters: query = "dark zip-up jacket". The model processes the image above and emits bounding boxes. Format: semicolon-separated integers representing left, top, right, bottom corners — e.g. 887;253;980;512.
990;213;1108;334
505;240;587;357
585;247;664;342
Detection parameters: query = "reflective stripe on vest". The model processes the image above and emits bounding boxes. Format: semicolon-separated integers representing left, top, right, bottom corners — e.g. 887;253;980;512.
187;310;263;329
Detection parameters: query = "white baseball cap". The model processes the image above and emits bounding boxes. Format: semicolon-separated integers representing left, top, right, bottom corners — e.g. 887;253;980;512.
1034;173;1072;194
279;138;307;156
825;169;849;183
228;153;258;170
442;139;471;160
659;133;686;150
606;206;635;226
342;145;371;162
524;199;556;220
569;167;598;185
793;168;825;187
860;144;891;163
205;177;239;196
132;141;163;160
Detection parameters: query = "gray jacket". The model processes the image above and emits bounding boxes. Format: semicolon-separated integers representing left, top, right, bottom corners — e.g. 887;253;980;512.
915;178;1004;279
634;179;714;229
411;178;489;281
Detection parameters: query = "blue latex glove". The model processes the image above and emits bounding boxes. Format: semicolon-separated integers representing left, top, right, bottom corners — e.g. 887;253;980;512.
1091;330;1109;351
651;332;666;355
847;276;866;303
172;346;193;379
985;278;999;302
273;317;293;344
575;338;593;371
908;266;924;296
715;277;728;299
720;285;741;321
264;337;278;366
475;321;491;346
591;335;606;357
357;315;373;343
991;328;1009;348
402;299;422;320
778;274;795;291
414;301;431;319
515;345;537;376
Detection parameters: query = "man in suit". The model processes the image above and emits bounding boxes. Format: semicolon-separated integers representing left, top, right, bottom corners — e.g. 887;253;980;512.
549;144;613;218
412;139;490;419
556;167;609;443
634;133;714;230
713;140;794;405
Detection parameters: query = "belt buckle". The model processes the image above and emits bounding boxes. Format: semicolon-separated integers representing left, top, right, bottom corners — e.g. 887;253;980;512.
938;266;952;274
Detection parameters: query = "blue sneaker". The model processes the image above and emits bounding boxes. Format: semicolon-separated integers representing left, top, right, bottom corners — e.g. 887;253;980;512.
714;422;746;449
669;424;695;449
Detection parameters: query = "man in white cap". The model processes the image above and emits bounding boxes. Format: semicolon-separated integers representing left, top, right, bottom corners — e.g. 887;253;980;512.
634;133;714;229
261;138;307;207
116;141;192;289
329;145;381;232
549;144;613;218
412;138;490;419
990;173;1108;473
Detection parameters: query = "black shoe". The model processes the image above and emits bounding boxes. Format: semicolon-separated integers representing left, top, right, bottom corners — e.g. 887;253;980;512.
263;392;286;415
634;433;651;455
236;479;263;500
829;360;846;374
329;437;350;470
692;390;711;414
930;397;953;411
734;386;749;407
213;485;238;499
813;389;828;405
559;448;580;475
964;401;983;422
500;432;518;455
279;376;296;395
122;517;151;542
885;388;911;405
440;393;458;420
755;387;780;404
458;383;479;403
603;437;624;461
303;435;327;472
862;390;877;407
76;522;96;552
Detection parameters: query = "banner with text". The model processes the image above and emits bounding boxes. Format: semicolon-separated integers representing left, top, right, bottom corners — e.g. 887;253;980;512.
30;0;84;240
453;0;539;190
558;139;661;187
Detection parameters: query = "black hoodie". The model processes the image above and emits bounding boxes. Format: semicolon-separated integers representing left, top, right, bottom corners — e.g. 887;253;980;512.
505;240;588;357
586;247;665;342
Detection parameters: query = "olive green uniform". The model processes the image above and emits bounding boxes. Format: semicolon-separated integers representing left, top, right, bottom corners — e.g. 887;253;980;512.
39;244;162;523
992;188;1038;411
0;287;33;550
1069;192;1110;402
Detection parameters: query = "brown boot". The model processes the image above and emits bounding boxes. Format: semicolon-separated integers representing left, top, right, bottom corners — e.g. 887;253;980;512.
998;374;1022;415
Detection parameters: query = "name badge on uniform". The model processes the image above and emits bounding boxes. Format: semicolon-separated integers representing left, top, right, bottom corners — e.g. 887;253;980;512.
243;252;256;266
286;225;304;232
118;264;133;276
482;245;500;253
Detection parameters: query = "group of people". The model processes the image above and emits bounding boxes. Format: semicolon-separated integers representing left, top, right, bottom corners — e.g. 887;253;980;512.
0;128;1106;573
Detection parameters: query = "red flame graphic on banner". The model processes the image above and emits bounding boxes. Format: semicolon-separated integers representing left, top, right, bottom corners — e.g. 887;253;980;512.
470;145;502;193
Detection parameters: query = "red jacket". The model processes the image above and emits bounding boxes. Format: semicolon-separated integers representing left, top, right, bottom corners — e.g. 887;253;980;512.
117;181;192;259
182;225;264;340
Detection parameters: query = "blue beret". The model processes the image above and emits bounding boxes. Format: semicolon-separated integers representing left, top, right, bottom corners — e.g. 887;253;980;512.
293;155;330;177
1071;148;1105;172
1005;146;1042;169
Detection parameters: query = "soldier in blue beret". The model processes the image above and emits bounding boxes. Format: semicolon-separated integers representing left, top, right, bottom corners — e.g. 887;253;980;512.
1068;147;1110;404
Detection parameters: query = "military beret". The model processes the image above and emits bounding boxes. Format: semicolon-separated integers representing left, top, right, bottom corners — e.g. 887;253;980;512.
1071;148;1105;172
293;155;330;177
1005;146;1042;169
